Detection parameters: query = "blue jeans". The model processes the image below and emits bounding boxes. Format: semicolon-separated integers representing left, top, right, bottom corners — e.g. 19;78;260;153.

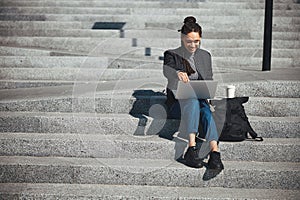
168;99;219;142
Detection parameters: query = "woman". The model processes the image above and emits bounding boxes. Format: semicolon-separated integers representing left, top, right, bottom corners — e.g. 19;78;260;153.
163;16;224;170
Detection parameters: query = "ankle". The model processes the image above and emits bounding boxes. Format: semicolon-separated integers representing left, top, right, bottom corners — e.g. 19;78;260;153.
189;133;197;147
210;140;218;152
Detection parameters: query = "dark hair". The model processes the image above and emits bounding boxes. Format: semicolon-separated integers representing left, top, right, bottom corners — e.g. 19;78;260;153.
179;16;202;37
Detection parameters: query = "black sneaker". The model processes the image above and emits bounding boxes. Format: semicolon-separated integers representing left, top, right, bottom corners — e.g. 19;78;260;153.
208;151;224;170
184;146;203;168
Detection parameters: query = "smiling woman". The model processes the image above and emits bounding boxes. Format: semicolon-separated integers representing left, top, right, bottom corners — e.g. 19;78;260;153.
182;32;201;53
180;16;202;54
162;16;224;170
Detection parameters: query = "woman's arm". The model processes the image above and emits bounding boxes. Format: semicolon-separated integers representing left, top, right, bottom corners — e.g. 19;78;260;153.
163;50;189;82
163;50;180;80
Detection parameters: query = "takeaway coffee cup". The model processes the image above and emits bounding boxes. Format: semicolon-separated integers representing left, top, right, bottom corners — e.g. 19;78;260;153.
226;85;235;98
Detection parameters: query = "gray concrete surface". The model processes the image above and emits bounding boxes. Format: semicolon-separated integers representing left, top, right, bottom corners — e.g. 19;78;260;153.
0;183;299;200
0;0;299;198
0;156;299;189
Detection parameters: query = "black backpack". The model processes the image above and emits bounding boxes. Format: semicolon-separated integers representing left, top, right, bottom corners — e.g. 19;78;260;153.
211;97;263;142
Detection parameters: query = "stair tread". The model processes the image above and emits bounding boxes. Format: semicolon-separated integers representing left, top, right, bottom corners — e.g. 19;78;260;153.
0;155;299;171
1;132;299;144
1;110;299;119
0;183;299;199
0;84;300;101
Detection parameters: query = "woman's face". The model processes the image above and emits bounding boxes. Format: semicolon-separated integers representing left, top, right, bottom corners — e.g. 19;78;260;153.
182;32;201;53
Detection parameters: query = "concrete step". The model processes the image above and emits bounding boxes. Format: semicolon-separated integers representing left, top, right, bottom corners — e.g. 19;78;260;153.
0;28;121;38
1;48;298;64
0;21;92;30
0;78;300;99
1;6;299;17
7;27;299;40
1;69;299;89
121;48;300;61
0;13;299;31
0;132;299;162
273;25;300;32
0;49;298;71
0;28;258;40
0;111;298;138
0;58;297;77
1;0;299;10
209;0;296;3
226;80;300;98
0;0;242;8
0;46;52;56
0;14;298;30
0;56;111;68
271;31;300;40
1;183;299;200
1;20;299;32
0;54;297;73
0;68;164;81
213;57;297;69
5;0;295;2
0;46;90;57
155;23;300;33
0;38;298;54
0;71;299;94
0;78;299;100
0;7;131;15
0;85;299;117
0;80;76;89
0;37;134;56
0;56;159;69
124;30;300;41
4;46;292;61
146;22;300;33
245;97;300;117
0;156;299;190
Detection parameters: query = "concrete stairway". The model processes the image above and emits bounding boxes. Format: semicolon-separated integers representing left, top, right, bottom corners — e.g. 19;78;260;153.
0;0;299;199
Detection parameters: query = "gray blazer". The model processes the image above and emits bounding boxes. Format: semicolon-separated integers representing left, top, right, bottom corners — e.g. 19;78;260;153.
163;46;213;107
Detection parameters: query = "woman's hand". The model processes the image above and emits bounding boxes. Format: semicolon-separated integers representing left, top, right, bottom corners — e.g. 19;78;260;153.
177;72;190;83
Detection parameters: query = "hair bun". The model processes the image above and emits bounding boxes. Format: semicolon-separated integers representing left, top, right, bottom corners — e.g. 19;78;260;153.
184;16;196;24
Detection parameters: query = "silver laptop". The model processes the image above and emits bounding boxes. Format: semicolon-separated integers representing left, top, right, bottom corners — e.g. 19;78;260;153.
175;80;218;99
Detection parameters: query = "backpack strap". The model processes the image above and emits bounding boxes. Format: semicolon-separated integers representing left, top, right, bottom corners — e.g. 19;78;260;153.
246;122;264;141
246;135;264;141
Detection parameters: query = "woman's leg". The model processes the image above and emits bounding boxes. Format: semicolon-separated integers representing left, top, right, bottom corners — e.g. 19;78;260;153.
180;98;200;147
179;98;203;168
199;100;224;170
199;100;219;148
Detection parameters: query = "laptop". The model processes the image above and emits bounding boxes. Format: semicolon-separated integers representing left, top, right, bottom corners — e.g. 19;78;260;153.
175;80;218;99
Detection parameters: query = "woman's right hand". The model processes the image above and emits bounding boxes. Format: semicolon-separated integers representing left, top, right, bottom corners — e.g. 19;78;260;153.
177;72;190;83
